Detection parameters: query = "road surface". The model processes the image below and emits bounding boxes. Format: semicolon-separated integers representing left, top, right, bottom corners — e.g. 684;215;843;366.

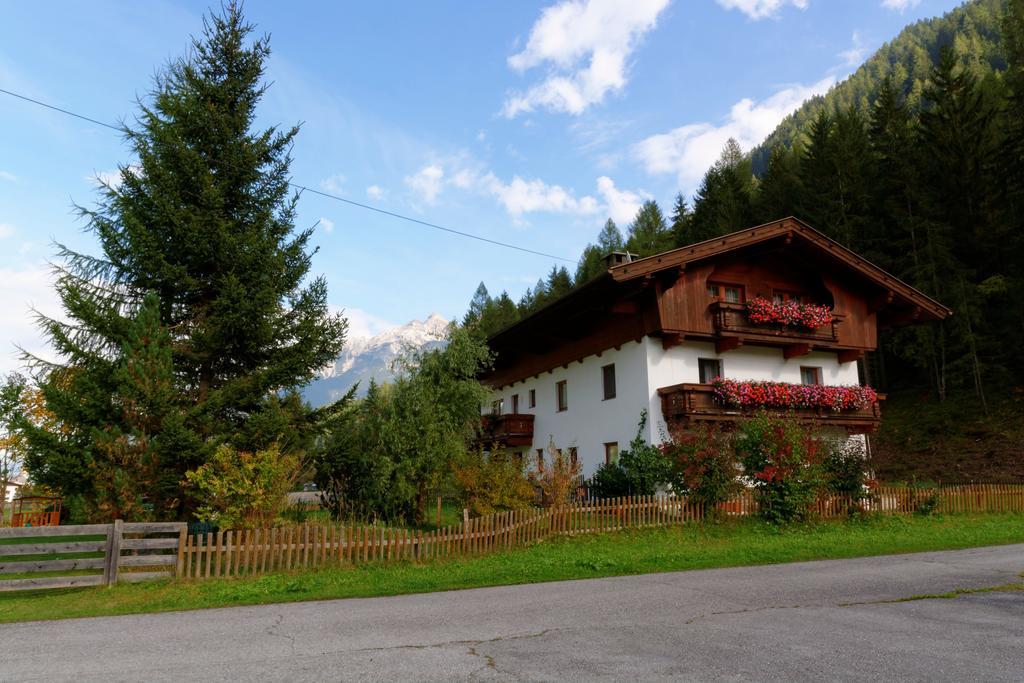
3;544;1023;681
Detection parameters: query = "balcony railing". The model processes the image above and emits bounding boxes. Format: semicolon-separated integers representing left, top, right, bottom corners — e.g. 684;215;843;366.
657;382;883;433
709;301;842;344
480;413;535;447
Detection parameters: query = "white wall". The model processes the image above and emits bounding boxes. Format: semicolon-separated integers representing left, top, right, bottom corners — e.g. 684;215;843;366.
645;339;861;442
488;337;862;476
487;340;650;476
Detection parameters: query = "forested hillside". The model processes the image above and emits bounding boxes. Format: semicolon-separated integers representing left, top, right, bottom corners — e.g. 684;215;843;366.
751;0;1007;173
465;0;1024;481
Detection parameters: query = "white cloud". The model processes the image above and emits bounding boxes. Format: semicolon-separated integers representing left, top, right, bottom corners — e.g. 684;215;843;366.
319;217;334;234
596;176;648;225
632;76;835;192
366;185;385;200
881;0;920;10
0;263;62;374
479;173;600;217
320;174;347;195
404;165;445;205
502;0;670;117
339;307;397;339
0;170;16;182
839;31;868;68
715;0;808;20
0;223;15;239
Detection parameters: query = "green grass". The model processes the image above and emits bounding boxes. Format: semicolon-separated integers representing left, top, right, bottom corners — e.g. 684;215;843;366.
1;512;1022;624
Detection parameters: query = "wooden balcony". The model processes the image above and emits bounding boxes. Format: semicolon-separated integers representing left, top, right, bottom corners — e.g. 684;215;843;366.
658;382;883;434
709;301;842;346
480;413;535;447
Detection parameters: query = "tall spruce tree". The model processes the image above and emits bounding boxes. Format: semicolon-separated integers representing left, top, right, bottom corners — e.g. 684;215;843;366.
668;193;693;247
574;218;625;284
22;4;345;519
624;201;672;256
690;139;754;242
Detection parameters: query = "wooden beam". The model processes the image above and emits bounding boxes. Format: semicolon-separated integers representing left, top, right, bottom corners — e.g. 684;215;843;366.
715;336;742;354
661;332;684;350
838;349;863;364
783;343;811;360
610;301;639;315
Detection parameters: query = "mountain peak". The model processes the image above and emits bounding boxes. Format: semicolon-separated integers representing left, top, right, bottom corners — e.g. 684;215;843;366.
305;313;450;405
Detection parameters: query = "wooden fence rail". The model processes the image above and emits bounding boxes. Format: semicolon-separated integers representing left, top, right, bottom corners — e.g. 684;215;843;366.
0;521;185;592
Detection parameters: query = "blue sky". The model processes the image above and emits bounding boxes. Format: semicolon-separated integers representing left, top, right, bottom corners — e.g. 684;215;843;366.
0;0;962;370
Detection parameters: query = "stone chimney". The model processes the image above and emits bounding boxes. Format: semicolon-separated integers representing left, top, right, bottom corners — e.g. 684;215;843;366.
603;251;635;268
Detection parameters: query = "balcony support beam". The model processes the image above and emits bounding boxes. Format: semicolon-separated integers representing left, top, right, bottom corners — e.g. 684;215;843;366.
838;349;863;364
783;343;811;360
715;336;742;354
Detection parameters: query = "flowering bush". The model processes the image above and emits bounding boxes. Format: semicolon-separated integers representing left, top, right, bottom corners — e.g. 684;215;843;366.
711;378;878;412
664;424;740;512
745;297;832;329
733;412;824;523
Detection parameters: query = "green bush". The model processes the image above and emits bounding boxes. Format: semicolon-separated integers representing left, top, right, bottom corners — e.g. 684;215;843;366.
665;424;741;511
618;411;671;495
454;448;535;516
589;461;631;499
185;443;297;529
734;412;824;524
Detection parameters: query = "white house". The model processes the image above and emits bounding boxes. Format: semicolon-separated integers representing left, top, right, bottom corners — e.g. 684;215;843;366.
4;472;26;504
480;218;951;476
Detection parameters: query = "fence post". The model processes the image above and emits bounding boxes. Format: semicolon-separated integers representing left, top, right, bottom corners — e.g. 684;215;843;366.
437;496;442;529
175;523;187;578
103;519;123;587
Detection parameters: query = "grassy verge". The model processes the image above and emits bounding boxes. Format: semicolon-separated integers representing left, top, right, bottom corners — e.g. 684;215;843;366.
1;512;1022;624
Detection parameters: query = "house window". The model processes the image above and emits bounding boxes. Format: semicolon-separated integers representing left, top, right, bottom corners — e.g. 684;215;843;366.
511;394;519;413
604;442;619;464
556;380;568;412
698;358;723;384
536;449;545;471
773;290;802;303
528;389;536;408
491;398;504;415
568;447;578;468
707;282;745;303
602;364;616;400
800;366;823;386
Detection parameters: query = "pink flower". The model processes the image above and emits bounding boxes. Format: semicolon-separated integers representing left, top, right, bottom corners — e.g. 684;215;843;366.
745;297;832;329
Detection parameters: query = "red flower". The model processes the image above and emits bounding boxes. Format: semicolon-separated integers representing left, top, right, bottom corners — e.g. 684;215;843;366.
745;297;833;329
710;378;878;412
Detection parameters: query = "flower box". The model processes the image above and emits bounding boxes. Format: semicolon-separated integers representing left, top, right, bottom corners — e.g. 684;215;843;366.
710;378;878;412
745;297;833;330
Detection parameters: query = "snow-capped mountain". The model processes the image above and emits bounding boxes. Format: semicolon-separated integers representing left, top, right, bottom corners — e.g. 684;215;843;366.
303;313;449;406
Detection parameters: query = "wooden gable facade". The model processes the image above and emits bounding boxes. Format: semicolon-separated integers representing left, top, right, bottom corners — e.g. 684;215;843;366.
485;217;950;390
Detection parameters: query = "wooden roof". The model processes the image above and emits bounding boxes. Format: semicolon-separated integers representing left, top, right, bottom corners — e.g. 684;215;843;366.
610;217;951;321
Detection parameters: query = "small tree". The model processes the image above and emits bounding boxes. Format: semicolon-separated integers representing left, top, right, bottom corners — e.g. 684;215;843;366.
734;412;824;524
185;443;298;529
588;461;631;499
454;448;534;516
618;411;671;495
665;424;740;512
822;436;872;513
531;439;582;507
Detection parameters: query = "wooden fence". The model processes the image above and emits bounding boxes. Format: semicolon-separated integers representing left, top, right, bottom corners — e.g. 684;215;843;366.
0;521;185;592
2;484;1022;590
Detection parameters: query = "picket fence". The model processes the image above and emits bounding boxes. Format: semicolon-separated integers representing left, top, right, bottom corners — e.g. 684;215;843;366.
178;483;1024;581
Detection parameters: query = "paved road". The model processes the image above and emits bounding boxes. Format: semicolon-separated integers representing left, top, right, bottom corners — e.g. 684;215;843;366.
3;545;1023;682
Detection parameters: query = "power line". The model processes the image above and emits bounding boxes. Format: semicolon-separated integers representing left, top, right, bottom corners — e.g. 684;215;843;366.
0;87;576;264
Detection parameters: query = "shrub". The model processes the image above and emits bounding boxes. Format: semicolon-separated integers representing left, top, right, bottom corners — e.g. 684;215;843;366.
734;412;824;524
589;461;631;499
185;443;298;529
821;436;874;514
531;439;582;507
665;424;740;511
454;448;535;516
618;411;671;495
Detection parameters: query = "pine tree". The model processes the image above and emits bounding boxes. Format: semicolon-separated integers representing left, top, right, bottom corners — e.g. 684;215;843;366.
625;201;672;256
23;4;346;518
463;282;491;328
754;145;803;224
668;193;692;247
690;139;754;242
574;219;625;284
